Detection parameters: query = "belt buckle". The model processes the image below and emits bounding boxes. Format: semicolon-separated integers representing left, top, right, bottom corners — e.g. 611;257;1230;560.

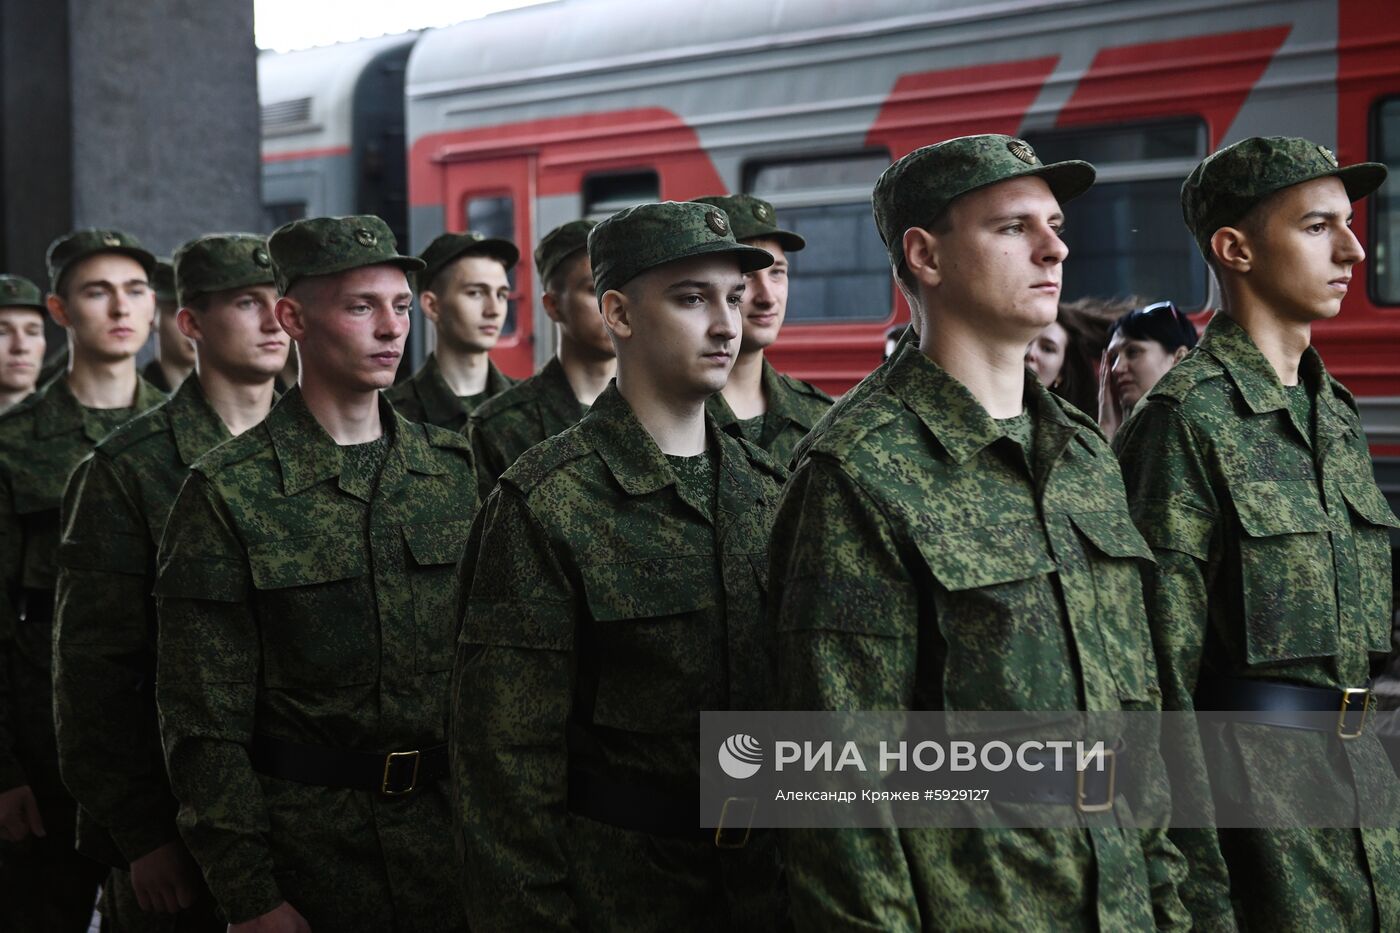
714;796;755;849
1075;747;1116;813
1338;688;1372;740
382;750;422;796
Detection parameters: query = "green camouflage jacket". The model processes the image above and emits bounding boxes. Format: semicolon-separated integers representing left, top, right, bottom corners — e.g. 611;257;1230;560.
1115;312;1400;932
0;375;165;794
451;383;787;930
770;347;1189;931
706;358;833;466
789;327;913;469
384;351;516;431
54;377;235;869
468;355;585;502
154;388;476;928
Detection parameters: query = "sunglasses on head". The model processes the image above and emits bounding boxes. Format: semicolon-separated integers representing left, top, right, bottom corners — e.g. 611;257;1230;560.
1128;301;1188;326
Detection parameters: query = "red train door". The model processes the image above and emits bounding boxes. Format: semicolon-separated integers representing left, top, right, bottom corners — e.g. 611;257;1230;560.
444;155;537;379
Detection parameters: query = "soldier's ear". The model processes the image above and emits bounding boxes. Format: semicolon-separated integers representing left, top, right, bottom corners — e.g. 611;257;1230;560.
419;289;441;325
600;289;631;341
46;293;70;329
1211;226;1252;274
903;226;942;290
541;288;563;325
274;296;306;341
175;307;202;343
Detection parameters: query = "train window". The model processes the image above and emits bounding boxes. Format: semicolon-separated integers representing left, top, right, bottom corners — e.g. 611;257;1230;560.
1024;120;1208;309
1373;99;1400;305
583;171;659;219
745;152;891;323
464;194;518;335
263;201;306;231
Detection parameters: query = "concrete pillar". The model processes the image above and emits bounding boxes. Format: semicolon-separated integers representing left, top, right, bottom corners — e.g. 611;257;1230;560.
0;0;260;352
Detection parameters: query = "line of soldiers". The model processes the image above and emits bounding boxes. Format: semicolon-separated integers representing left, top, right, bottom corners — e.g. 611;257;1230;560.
0;131;1393;932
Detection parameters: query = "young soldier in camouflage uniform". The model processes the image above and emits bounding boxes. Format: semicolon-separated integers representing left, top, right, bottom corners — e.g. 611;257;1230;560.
155;216;476;933
0;228;165;932
0;275;48;412
386;230;518;429
469;219;615;501
451;201;787;930
1115;136;1400;931
770;135;1189;930
54;233;286;932
693;194;832;464
141;259;195;393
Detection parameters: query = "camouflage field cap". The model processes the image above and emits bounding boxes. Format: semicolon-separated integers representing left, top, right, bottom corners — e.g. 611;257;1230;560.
152;259;177;304
1181;136;1389;260
692;194;805;252
872;134;1096;271
0;274;46;312
417;231;520;295
172;234;276;307
588;201;773;300
46;228;157;294
534;219;597;287
268;215;424;294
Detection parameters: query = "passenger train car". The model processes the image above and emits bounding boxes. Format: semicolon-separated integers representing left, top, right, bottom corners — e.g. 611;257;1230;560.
261;0;1400;461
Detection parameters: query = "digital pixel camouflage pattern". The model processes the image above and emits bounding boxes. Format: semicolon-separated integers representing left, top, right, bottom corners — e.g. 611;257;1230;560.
0;373;165;931
467;355;585;502
0;274;47;311
533;220;596;288
789;326;914;469
154;388;475;929
415;230;518;294
267;214;422;295
706;358;832;465
451;383;788;931
385;351;518;430
1180;135;1388;259
46;228;157;293
172;233;274;308
770;347;1189;931
692;194;806;252
588;201;772;301
55;377;238;931
870;135;1094;272
1115;312;1400;931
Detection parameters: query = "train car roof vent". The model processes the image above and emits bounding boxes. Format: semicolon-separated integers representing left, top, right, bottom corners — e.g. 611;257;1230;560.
261;97;315;135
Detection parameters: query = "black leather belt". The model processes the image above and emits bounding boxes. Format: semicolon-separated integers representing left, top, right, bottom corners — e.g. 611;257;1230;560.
1195;676;1373;739
250;734;447;796
566;768;754;848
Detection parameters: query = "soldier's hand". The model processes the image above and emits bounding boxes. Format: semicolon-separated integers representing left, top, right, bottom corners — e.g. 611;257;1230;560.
0;784;45;841
130;838;201;914
228;901;311;933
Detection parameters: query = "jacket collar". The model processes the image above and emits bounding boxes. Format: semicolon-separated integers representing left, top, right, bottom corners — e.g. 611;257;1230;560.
885;345;1082;473
268;386;444;497
535;356;587;432
415;352;512;426
33;372;165;442
168;377;234;466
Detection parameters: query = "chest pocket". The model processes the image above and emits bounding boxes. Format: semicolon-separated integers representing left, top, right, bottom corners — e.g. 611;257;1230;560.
1338;482;1400;655
577;555;718;734
1231;481;1339;664
248;534;373;688
1067;510;1156;703
404;520;470;673
915;520;1068;711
